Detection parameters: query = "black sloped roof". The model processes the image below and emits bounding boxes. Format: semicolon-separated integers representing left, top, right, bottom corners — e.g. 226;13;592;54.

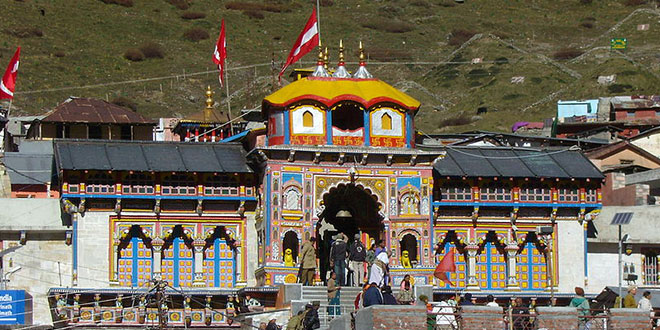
54;140;252;173
434;147;603;179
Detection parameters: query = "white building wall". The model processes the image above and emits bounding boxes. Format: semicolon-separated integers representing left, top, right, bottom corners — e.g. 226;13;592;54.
557;221;586;292
75;212;112;288
245;212;257;286
7;240;72;325
586;245;641;294
631;133;660;157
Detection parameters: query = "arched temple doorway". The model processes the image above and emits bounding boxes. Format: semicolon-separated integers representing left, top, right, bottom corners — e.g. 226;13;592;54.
317;183;384;283
117;225;153;287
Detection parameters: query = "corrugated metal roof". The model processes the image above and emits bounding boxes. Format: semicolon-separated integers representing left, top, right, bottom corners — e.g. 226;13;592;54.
41;98;155;124
434;147;603;179
3;152;55;184
54;140;252;173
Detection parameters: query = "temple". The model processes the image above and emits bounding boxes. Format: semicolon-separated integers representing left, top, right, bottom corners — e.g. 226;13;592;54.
2;42;605;327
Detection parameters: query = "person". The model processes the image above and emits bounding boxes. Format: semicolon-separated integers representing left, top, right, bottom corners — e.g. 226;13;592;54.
265;319;280;330
330;234;348;286
375;239;386;257
354;283;368;310
259;322;267;330
433;295;457;330
624;286;638;308
486;294;499;307
363;283;383;307
461;293;473;306
638;291;653;317
299;237;317;286
396;274;414;305
286;310;305;330
349;233;366;287
327;271;341;317
368;250;389;287
418;295;434;330
302;301;320;330
365;240;376;280
381;285;398;305
245;294;263;312
570;287;591;330
511;297;530;330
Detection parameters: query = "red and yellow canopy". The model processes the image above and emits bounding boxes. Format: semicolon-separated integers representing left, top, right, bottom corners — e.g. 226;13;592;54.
263;77;420;112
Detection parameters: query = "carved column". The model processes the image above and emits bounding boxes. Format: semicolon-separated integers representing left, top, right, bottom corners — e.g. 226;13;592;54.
151;237;164;281
465;244;480;291
110;239;120;285
505;244;521;291
192;239;206;287
234;242;244;285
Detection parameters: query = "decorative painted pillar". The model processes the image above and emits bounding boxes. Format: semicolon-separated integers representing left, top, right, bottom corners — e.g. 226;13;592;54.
192;239;206;287
505;244;520;291
151;237;164;281
465;243;480;291
110;239;120;285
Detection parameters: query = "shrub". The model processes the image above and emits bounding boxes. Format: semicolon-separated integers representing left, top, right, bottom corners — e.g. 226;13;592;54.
624;0;646;6
111;97;138;112
168;0;190;10
448;29;476;46
243;10;265;19
100;0;133;7
225;1;291;13
552;48;583;60
123;48;144;61
139;42;164;59
494;57;509;64
608;84;633;93
53;51;66;58
361;19;414;33
5;27;43;38
579;22;594;28
319;0;334;6
439;0;456;7
580;0;593;4
183;27;209;41
438;115;474;127
180;11;205;19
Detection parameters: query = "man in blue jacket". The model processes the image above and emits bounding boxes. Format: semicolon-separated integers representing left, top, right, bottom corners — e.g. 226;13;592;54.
362;283;383;307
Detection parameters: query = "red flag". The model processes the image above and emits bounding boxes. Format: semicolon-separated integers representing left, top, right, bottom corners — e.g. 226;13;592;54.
0;47;20;100
213;19;227;86
278;8;319;80
434;247;457;286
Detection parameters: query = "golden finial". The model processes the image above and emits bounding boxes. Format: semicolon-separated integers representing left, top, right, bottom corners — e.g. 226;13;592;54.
323;47;329;70
317;40;324;64
205;86;214;109
339;39;344;63
359;41;365;62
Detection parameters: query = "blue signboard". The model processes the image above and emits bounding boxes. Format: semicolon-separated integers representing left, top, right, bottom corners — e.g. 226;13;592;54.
0;290;25;324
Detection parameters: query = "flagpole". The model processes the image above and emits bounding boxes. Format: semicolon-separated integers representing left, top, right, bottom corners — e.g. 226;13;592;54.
7;99;12;117
316;0;321;46
224;67;233;134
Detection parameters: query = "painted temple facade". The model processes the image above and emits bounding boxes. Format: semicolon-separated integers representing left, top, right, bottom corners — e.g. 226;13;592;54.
38;45;605;327
251;54;604;292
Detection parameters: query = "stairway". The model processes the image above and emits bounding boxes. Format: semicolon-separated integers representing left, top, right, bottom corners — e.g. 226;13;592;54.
301;285;401;329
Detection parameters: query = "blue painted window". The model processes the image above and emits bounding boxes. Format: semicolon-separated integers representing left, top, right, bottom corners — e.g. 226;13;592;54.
204;239;236;288
476;242;507;289
118;237;153;287
516;242;547;290
162;237;194;287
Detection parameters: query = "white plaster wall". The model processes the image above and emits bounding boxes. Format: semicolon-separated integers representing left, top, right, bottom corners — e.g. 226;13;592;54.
557;221;586;292
586;247;640;294
371;108;403;136
291;106;324;135
75;212;112;288
632;134;660;158
245;212;257;286
7;239;72;325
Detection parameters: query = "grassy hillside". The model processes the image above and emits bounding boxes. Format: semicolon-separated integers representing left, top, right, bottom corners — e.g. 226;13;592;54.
1;0;660;133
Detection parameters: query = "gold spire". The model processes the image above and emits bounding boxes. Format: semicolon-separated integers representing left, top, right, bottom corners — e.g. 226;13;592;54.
359;41;365;62
323;47;329;70
317;40;324;64
338;39;344;64
204;86;214;122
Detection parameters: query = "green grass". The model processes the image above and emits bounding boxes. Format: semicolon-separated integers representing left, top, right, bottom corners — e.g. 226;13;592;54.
0;0;659;133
